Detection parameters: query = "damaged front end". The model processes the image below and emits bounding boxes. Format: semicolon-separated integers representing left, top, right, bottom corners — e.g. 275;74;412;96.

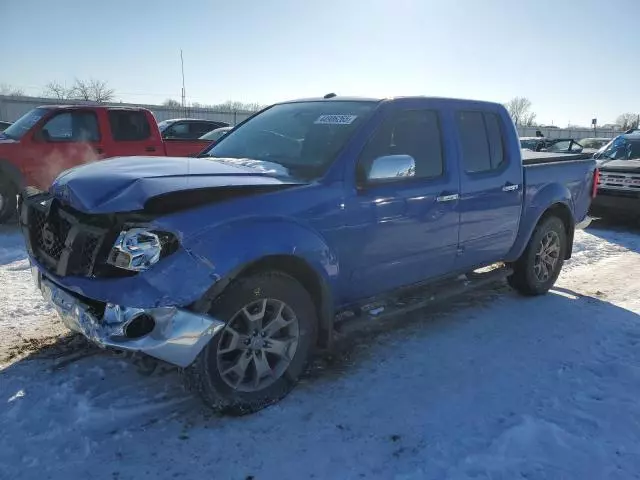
19;156;307;366
34;272;224;367
18;188;227;366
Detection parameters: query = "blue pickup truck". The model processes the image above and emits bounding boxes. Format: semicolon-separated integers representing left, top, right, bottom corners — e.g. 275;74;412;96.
19;96;598;414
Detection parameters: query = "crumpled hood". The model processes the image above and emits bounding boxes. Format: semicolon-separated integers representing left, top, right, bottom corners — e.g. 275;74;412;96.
51;156;303;214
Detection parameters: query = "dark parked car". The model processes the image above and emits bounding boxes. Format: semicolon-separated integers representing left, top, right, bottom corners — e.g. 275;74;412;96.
591;133;640;219
543;138;584;154
157;118;229;140
520;137;548;151
0;121;11;132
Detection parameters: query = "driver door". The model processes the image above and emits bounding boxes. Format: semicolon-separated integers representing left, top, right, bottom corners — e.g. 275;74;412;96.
25;110;104;188
344;106;461;299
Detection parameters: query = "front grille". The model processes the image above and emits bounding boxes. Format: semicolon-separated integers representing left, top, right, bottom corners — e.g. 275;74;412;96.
23;196;108;278
30;208;72;261
79;234;100;271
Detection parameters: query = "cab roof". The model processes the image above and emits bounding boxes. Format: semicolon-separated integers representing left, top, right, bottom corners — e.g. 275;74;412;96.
279;95;503;108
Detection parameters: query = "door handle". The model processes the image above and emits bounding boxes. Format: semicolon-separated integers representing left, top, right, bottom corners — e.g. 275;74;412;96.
436;193;459;202
95;147;104;154
502;184;520;192
145;146;156;152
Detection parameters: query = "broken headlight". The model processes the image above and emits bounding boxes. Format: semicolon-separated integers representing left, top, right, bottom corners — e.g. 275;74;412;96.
106;228;178;272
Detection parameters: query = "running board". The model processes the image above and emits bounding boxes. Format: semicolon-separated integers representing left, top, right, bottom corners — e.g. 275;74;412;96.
334;264;513;337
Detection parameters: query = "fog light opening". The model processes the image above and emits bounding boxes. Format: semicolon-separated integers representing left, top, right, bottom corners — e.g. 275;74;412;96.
124;313;156;339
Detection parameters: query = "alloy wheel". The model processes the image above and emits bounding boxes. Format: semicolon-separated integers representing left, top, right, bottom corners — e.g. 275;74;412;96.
216;298;300;392
534;231;561;282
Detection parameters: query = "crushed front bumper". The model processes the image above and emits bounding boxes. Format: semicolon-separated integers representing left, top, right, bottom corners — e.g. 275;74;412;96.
34;268;225;367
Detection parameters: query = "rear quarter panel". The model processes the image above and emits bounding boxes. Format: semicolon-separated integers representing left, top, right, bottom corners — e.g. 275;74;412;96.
506;159;596;261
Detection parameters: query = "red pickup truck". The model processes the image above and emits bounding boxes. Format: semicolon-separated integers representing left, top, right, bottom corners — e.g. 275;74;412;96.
0;105;213;222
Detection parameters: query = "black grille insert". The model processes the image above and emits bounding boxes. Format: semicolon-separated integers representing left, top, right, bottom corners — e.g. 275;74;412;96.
25;198;107;277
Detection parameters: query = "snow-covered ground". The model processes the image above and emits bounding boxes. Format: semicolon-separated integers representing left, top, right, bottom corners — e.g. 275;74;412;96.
1;222;640;480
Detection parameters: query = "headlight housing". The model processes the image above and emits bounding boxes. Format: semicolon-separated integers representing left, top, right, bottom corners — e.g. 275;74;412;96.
106;228;178;272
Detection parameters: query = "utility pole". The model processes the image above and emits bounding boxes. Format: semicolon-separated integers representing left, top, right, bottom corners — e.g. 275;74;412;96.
180;49;186;116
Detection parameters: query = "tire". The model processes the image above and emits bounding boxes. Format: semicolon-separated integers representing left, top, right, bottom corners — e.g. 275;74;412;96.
0;178;17;224
508;215;567;296
184;271;318;415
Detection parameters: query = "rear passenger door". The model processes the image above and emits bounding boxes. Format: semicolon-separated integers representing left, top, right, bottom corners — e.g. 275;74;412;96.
106;110;159;156
347;106;461;298
455;109;523;270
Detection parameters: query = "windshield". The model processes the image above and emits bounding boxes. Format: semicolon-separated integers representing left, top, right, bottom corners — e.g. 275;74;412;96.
598;137;640;160
200;101;377;180
2;108;49;140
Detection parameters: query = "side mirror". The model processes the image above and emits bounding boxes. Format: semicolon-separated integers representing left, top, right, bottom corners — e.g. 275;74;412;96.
368;154;416;181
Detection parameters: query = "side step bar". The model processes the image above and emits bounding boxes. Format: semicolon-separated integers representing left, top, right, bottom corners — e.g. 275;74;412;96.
334;264;513;337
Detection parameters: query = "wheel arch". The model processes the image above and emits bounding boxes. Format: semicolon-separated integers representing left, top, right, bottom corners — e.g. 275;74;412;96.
192;253;335;350
506;181;576;262
0;158;25;189
540;202;574;259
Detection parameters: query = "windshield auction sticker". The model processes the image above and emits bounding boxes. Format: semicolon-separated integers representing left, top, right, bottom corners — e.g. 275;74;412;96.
314;114;358;125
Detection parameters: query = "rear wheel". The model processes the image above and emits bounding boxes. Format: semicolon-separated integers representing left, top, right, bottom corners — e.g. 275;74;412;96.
184;271;317;415
508;216;567;296
0;178;18;224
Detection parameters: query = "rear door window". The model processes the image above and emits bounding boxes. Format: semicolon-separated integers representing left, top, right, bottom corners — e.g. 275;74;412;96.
108;110;151;141
483;113;504;169
457;111;505;172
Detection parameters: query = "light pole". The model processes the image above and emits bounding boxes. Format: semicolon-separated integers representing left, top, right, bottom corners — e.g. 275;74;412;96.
180;49;186;116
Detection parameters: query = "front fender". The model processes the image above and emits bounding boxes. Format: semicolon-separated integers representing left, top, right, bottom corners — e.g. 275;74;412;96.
506;182;574;261
184;217;339;297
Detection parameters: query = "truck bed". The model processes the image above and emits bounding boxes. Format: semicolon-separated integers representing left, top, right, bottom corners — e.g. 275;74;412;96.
521;150;593;165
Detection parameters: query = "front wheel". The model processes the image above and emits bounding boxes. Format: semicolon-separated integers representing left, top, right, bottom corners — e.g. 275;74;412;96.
184;271;318;415
508;216;567;296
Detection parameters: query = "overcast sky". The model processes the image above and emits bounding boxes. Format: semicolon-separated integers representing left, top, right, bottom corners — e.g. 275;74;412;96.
3;0;638;126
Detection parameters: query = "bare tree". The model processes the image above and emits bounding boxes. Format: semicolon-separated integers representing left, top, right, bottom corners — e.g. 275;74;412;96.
71;78;115;103
211;100;263;112
505;97;537;126
43;81;74;100
0;83;24;96
163;99;181;107
616;113;639;131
